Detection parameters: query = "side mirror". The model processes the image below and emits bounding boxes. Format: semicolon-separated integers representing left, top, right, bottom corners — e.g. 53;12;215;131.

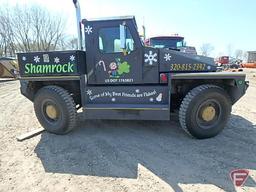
120;24;126;49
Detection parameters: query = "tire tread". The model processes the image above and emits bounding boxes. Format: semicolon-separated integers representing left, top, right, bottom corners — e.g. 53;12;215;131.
34;85;77;134
179;84;230;138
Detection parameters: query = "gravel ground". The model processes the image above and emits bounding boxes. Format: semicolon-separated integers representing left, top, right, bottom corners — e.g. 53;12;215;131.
0;70;255;192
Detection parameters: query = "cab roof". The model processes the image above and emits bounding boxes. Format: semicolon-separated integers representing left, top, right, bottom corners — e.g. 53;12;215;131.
82;16;138;29
150;36;184;39
82;16;136;23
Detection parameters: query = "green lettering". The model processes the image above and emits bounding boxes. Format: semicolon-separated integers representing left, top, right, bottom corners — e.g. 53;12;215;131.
68;63;74;72
25;64;30;74
42;65;51;73
63;64;68;72
36;65;42;73
23;63;76;74
56;65;62;73
52;65;57;73
31;64;36;74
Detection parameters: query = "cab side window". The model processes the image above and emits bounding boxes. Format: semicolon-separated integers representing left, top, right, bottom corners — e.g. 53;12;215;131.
99;26;135;53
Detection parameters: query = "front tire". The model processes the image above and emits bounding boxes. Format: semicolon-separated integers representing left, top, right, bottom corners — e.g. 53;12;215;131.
179;84;231;139
34;86;77;134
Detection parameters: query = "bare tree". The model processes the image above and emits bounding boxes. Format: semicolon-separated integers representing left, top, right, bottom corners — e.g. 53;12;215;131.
200;43;214;56
226;44;234;57
0;7;16;56
67;37;78;50
13;5;66;52
0;4;67;56
234;49;243;59
243;52;248;62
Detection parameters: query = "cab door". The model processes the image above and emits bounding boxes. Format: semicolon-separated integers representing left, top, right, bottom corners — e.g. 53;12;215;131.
85;20;143;85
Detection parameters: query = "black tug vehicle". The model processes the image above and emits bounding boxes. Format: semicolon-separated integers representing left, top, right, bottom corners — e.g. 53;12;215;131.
17;0;248;139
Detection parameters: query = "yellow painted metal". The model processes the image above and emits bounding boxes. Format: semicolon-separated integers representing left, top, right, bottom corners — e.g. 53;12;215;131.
0;59;19;78
201;106;216;122
45;105;58;119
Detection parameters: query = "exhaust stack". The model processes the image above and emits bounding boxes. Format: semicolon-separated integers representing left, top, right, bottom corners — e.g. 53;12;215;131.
73;0;83;50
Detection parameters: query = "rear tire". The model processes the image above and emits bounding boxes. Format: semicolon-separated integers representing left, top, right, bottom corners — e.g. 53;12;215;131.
179;84;231;139
34;86;77;135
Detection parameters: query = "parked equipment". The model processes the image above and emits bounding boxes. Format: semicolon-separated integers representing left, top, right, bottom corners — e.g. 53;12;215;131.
216;56;242;70
17;0;248;139
0;57;19;78
241;51;256;68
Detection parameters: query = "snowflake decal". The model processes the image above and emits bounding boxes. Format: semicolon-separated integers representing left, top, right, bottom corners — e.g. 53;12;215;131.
85;26;93;35
70;55;75;61
111;98;116;102
34;56;40;63
54;57;60;64
149;98;154;102
135;89;140;93
144;51;157;65
22;56;26;61
86;89;92;96
207;66;211;70
164;53;172;61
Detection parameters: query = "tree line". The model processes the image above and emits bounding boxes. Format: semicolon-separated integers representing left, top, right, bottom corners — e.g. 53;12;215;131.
0;4;77;57
200;43;247;61
0;3;248;61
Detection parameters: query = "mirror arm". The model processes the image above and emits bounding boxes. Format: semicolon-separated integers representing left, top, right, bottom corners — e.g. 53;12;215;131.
120;24;126;50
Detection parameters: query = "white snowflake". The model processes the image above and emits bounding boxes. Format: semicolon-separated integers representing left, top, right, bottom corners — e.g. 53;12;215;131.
54;57;60;64
86;89;92;96
164;53;172;61
207;66;211;70
85;26;93;35
70;55;75;61
144;51;157;65
34;56;40;63
22;56;26;61
149;98;154;102
111;98;116;102
135;89;140;93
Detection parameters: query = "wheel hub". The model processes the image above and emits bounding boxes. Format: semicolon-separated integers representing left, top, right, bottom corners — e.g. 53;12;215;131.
201;106;216;122
45;105;58;119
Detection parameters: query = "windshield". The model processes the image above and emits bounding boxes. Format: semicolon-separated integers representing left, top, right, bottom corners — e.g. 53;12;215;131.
150;38;184;49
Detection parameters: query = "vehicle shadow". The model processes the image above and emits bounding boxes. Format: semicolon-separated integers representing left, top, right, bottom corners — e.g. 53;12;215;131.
34;114;256;192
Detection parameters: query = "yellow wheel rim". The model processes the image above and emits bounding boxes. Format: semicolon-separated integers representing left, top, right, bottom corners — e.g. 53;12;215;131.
45;105;58;119
201;106;216;122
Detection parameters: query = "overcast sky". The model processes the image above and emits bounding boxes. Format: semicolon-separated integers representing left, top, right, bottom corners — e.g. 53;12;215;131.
1;0;255;57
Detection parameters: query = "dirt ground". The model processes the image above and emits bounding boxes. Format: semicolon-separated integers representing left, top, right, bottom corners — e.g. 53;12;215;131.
0;70;255;192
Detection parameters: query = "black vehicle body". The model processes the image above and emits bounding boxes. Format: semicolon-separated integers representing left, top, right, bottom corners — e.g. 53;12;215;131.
17;16;248;138
146;36;185;50
146;36;197;55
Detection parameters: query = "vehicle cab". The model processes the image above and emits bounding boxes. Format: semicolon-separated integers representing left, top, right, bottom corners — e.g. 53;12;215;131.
82;16;160;85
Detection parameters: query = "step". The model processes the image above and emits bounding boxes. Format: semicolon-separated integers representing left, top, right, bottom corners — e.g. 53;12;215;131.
83;104;170;121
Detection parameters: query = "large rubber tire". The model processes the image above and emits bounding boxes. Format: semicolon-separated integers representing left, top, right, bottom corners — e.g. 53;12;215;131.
179;84;231;139
34;86;77;135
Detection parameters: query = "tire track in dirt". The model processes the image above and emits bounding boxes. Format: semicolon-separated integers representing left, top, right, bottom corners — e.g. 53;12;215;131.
0;76;255;192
